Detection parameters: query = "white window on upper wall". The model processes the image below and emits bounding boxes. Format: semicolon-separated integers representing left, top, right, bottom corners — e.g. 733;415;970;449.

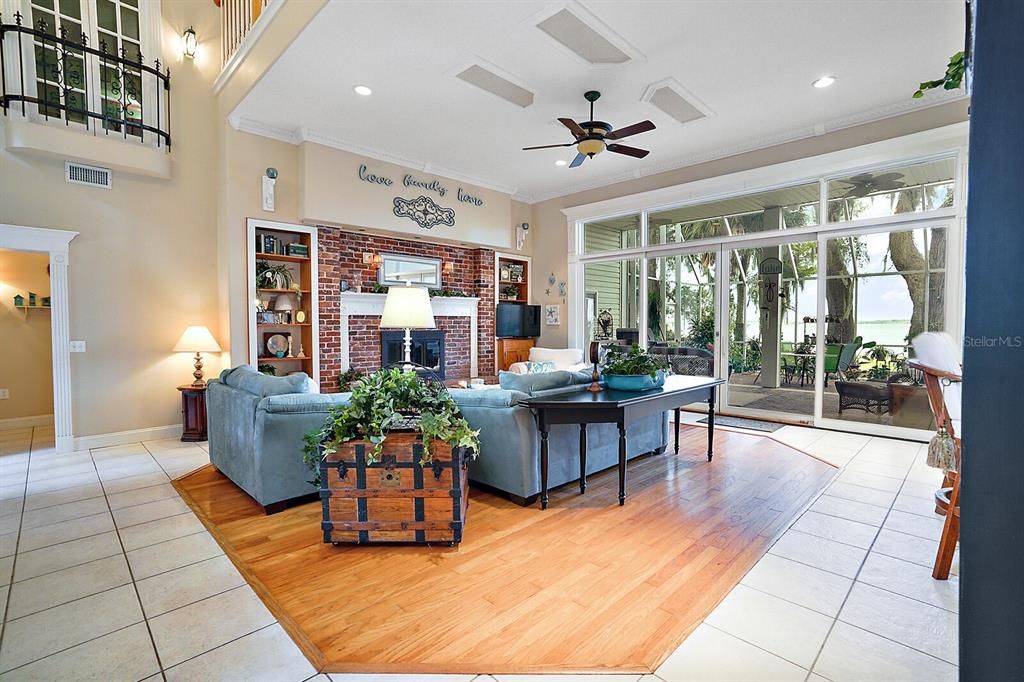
2;0;167;147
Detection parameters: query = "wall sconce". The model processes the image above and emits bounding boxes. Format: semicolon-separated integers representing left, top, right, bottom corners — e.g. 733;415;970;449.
182;26;197;59
515;222;529;251
362;253;382;268
443;260;454;275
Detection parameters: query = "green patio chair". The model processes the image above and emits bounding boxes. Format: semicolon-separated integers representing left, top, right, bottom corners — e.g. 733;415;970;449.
823;337;863;386
780;341;797;384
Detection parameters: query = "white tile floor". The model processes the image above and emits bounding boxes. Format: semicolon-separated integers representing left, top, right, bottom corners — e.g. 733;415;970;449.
0;423;957;682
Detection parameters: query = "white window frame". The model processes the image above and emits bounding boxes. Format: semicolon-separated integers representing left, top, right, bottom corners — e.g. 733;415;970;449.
565;123;968;440
2;0;162;144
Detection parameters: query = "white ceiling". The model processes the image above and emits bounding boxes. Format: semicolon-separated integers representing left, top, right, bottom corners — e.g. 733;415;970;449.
232;0;966;203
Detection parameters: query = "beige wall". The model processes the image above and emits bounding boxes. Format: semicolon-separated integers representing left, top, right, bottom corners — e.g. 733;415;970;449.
0;250;53;421
299;143;513;248
0;0;221;438
530;100;971;347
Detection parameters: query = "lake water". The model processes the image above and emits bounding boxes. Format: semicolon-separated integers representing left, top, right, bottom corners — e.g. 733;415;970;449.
858;319;911;349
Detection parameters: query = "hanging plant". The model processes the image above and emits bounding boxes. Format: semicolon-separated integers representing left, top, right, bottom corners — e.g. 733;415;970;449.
913;51;965;98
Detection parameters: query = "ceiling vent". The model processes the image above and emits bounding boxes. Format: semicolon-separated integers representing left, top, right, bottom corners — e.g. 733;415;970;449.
455;64;534;108
536;8;632;65
65;161;112;189
641;78;711;126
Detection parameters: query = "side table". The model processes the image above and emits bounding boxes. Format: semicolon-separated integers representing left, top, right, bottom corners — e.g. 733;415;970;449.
177;384;208;442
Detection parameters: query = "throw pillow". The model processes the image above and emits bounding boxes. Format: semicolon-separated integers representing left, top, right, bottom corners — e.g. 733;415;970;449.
498;370;573;395
525;360;556;374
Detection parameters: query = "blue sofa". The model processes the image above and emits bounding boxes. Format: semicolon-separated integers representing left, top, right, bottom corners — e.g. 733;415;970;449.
207;366;667;511
207;366;349;513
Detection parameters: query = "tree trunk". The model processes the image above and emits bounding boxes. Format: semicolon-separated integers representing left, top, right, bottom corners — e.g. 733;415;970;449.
888;191;929;343
825;240;856;342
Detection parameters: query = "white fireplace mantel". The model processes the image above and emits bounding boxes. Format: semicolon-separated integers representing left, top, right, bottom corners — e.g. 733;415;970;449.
339;292;482;376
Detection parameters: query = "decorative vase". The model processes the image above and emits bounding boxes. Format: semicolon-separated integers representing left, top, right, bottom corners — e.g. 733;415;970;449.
602;370;666;392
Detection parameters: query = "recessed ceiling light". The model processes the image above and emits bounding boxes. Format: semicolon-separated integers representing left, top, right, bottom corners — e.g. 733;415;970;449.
353;85;373;96
555;159;568;167
812;75;836;89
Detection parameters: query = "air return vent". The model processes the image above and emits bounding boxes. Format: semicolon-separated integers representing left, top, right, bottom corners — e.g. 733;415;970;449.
455;64;534;108
641;78;711;126
65;162;112;189
536;8;631;65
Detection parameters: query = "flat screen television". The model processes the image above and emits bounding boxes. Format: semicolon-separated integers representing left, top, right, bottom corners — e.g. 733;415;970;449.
496;303;540;338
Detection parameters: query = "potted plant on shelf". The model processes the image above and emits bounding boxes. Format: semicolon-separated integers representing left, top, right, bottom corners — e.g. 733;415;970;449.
500;284;520;301
255;260;293;289
601;343;669;391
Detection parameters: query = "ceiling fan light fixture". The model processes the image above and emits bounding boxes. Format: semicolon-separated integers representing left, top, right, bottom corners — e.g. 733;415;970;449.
577;138;605;156
812;75;836;89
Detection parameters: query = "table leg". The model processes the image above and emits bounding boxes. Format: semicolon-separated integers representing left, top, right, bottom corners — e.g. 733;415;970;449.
674;408;680;453
707;389;716;462
579;423;587;494
540;413;550;509
618;421;627;506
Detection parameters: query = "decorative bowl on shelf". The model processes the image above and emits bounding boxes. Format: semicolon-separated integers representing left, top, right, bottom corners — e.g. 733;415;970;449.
602;370;666;392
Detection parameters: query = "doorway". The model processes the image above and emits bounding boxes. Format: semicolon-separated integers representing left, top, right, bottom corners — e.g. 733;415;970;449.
0;248;54;431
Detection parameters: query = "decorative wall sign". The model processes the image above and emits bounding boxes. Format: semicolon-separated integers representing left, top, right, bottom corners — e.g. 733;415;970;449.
357;163;485;209
758;257;783;275
393;195;456;229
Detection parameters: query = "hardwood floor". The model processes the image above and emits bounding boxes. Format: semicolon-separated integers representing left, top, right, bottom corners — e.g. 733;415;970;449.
173;426;836;674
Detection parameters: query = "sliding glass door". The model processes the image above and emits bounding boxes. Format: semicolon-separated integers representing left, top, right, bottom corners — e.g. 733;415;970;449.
723;238;819;419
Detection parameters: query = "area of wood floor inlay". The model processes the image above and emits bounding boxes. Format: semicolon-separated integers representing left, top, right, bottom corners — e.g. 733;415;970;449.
173;426;835;675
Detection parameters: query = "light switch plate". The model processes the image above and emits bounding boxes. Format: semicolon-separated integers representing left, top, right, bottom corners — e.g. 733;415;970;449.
0;389;8;400
70;340;87;353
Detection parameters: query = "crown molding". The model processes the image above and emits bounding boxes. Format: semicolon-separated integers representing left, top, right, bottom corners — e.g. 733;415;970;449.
230;117;519;196
231;89;966;207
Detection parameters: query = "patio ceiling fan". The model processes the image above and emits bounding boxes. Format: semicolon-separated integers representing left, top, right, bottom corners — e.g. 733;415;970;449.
841;172;906;198
522;91;655;168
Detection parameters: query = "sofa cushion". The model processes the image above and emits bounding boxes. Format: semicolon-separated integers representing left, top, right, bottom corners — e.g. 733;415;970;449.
259;392;351;414
528;347;584;369
525;360;556;374
498;370;573;394
221;365;310;398
450;388;530;408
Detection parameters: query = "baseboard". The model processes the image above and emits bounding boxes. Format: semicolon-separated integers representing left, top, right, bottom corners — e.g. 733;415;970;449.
73;424;182;451
0;414;54;430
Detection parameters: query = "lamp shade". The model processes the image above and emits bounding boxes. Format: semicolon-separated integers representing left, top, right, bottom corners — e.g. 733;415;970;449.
379;284;435;329
273;294;295;312
173;326;222;353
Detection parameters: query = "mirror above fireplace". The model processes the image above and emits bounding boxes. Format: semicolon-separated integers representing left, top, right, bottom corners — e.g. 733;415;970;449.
378;253;442;287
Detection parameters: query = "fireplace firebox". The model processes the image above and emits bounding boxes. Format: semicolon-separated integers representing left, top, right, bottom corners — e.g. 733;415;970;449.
380;330;446;379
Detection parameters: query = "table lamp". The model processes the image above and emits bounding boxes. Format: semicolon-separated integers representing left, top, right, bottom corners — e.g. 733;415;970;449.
273;293;295;323
173;325;222;386
379;282;435;370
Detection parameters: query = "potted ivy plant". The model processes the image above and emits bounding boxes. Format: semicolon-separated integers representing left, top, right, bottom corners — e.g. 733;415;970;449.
601;343;669;391
303;367;480;485
255;260;293;289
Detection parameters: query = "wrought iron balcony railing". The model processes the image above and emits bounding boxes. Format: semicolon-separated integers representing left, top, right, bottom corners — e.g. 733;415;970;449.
0;11;171;149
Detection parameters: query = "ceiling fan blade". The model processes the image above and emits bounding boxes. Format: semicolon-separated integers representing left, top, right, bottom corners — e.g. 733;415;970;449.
522;142;576;151
558;117;586;138
569;152;587;168
605;120;655;140
607;143;650;159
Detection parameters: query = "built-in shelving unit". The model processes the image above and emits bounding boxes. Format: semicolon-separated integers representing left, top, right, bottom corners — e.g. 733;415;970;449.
496;255;530;303
246;219;319;388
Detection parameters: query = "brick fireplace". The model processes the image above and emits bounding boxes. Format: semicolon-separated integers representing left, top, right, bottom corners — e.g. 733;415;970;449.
317;227;495;392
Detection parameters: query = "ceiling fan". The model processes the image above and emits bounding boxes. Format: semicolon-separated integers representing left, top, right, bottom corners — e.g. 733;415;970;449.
522;90;655;168
841;172;906;198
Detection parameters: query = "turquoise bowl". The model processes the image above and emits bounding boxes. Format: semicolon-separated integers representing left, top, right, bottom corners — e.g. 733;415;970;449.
602;370;666;392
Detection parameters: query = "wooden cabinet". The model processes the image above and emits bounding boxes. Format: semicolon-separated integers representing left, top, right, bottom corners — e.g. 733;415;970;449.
497;338;535;371
177;384;208;442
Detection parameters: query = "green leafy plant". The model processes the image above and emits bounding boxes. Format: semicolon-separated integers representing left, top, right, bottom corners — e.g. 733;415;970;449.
601;343;668;379
303;368;480;485
500;284;520;300
913;51;965;98
337;368;364;391
255;260;293;289
257;364;277;376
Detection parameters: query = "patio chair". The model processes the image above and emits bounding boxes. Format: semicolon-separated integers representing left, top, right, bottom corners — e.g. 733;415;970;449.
825;336;863;386
909;332;962;581
649;345;714;377
822;343;842;385
780;341;797;384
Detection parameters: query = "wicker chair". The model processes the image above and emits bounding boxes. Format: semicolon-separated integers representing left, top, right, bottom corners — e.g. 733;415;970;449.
649;345;714;377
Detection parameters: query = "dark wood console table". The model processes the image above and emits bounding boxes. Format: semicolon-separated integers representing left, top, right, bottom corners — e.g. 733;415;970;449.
525;375;725;509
